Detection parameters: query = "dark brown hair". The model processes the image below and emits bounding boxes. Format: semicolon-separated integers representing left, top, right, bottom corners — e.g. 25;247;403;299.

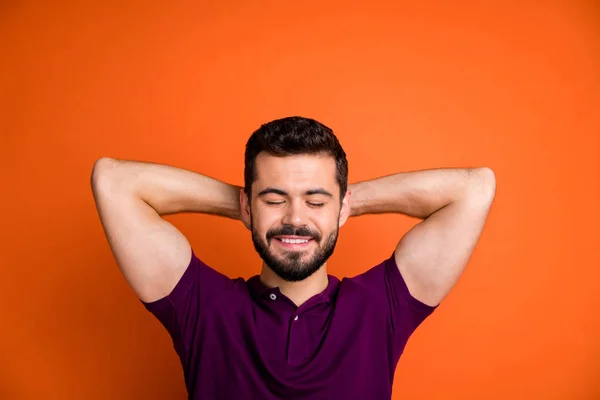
244;116;348;201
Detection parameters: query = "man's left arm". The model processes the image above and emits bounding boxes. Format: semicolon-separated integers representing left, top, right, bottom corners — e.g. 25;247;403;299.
349;167;496;307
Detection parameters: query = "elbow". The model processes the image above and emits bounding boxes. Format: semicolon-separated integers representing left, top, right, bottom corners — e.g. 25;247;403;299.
468;167;496;200
91;157;119;192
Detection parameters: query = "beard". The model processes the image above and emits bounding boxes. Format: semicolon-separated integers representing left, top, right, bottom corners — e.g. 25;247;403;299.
251;218;339;282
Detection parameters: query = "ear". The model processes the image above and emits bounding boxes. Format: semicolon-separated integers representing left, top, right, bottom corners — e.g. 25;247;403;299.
240;188;252;231
338;189;352;228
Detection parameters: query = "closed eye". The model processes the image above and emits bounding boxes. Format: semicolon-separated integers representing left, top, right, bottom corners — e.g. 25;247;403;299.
265;201;325;207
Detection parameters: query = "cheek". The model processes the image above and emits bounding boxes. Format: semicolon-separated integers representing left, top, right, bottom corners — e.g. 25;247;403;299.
251;208;280;233
314;213;339;234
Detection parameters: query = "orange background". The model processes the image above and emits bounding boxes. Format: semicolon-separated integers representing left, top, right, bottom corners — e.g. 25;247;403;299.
1;1;599;399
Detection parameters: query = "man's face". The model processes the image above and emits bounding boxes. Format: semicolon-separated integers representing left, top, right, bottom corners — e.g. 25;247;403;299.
242;153;350;282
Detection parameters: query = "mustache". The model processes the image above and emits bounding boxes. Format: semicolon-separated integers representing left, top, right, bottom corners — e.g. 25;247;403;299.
266;225;322;241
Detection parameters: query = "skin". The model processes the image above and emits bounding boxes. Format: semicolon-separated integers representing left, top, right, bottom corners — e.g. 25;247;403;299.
240;152;351;307
92;154;495;310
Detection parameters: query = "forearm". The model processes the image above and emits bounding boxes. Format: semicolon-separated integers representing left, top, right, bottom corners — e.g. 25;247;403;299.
91;157;242;219
349;167;495;219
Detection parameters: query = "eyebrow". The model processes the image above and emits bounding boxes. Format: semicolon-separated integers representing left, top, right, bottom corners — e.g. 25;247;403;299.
257;187;333;197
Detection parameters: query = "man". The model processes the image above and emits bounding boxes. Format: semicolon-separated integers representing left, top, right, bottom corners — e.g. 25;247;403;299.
91;116;496;399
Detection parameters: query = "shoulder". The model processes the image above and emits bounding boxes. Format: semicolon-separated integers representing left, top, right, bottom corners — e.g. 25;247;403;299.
336;255;394;303
338;254;438;313
142;250;246;314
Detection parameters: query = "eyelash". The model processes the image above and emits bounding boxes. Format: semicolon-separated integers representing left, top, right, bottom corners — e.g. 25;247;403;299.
266;201;325;208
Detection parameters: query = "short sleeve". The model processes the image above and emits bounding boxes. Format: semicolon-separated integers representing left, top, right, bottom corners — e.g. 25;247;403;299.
141;247;235;372
353;253;439;356
384;254;438;341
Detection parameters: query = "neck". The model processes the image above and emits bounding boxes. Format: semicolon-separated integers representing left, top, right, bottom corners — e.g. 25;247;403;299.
259;263;329;307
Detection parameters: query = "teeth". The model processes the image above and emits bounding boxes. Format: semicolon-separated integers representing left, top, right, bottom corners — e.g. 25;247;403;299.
280;238;309;244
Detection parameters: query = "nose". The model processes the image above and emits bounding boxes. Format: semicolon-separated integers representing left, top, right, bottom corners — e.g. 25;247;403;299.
281;199;308;227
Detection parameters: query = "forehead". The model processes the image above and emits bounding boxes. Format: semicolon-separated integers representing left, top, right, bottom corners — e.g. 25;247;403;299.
253;153;338;194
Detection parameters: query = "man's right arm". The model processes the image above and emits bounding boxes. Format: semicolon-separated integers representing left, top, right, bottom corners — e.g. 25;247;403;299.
90;157;242;303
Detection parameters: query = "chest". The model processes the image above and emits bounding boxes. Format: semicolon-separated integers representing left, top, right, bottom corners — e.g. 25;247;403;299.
188;291;396;399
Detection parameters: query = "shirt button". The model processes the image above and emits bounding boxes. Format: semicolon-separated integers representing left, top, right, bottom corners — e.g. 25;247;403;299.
269;293;277;300
294;315;299;321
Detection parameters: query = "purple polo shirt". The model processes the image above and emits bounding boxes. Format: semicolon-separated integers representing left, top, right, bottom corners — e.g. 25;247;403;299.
143;248;438;399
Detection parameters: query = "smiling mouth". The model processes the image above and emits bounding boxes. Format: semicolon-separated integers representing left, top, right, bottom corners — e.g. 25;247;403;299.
272;236;315;249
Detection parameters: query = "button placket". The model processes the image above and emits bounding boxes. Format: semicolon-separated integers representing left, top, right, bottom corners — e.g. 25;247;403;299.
287;311;308;364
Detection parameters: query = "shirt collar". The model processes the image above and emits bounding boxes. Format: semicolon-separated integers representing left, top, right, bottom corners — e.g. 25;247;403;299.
247;274;340;305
